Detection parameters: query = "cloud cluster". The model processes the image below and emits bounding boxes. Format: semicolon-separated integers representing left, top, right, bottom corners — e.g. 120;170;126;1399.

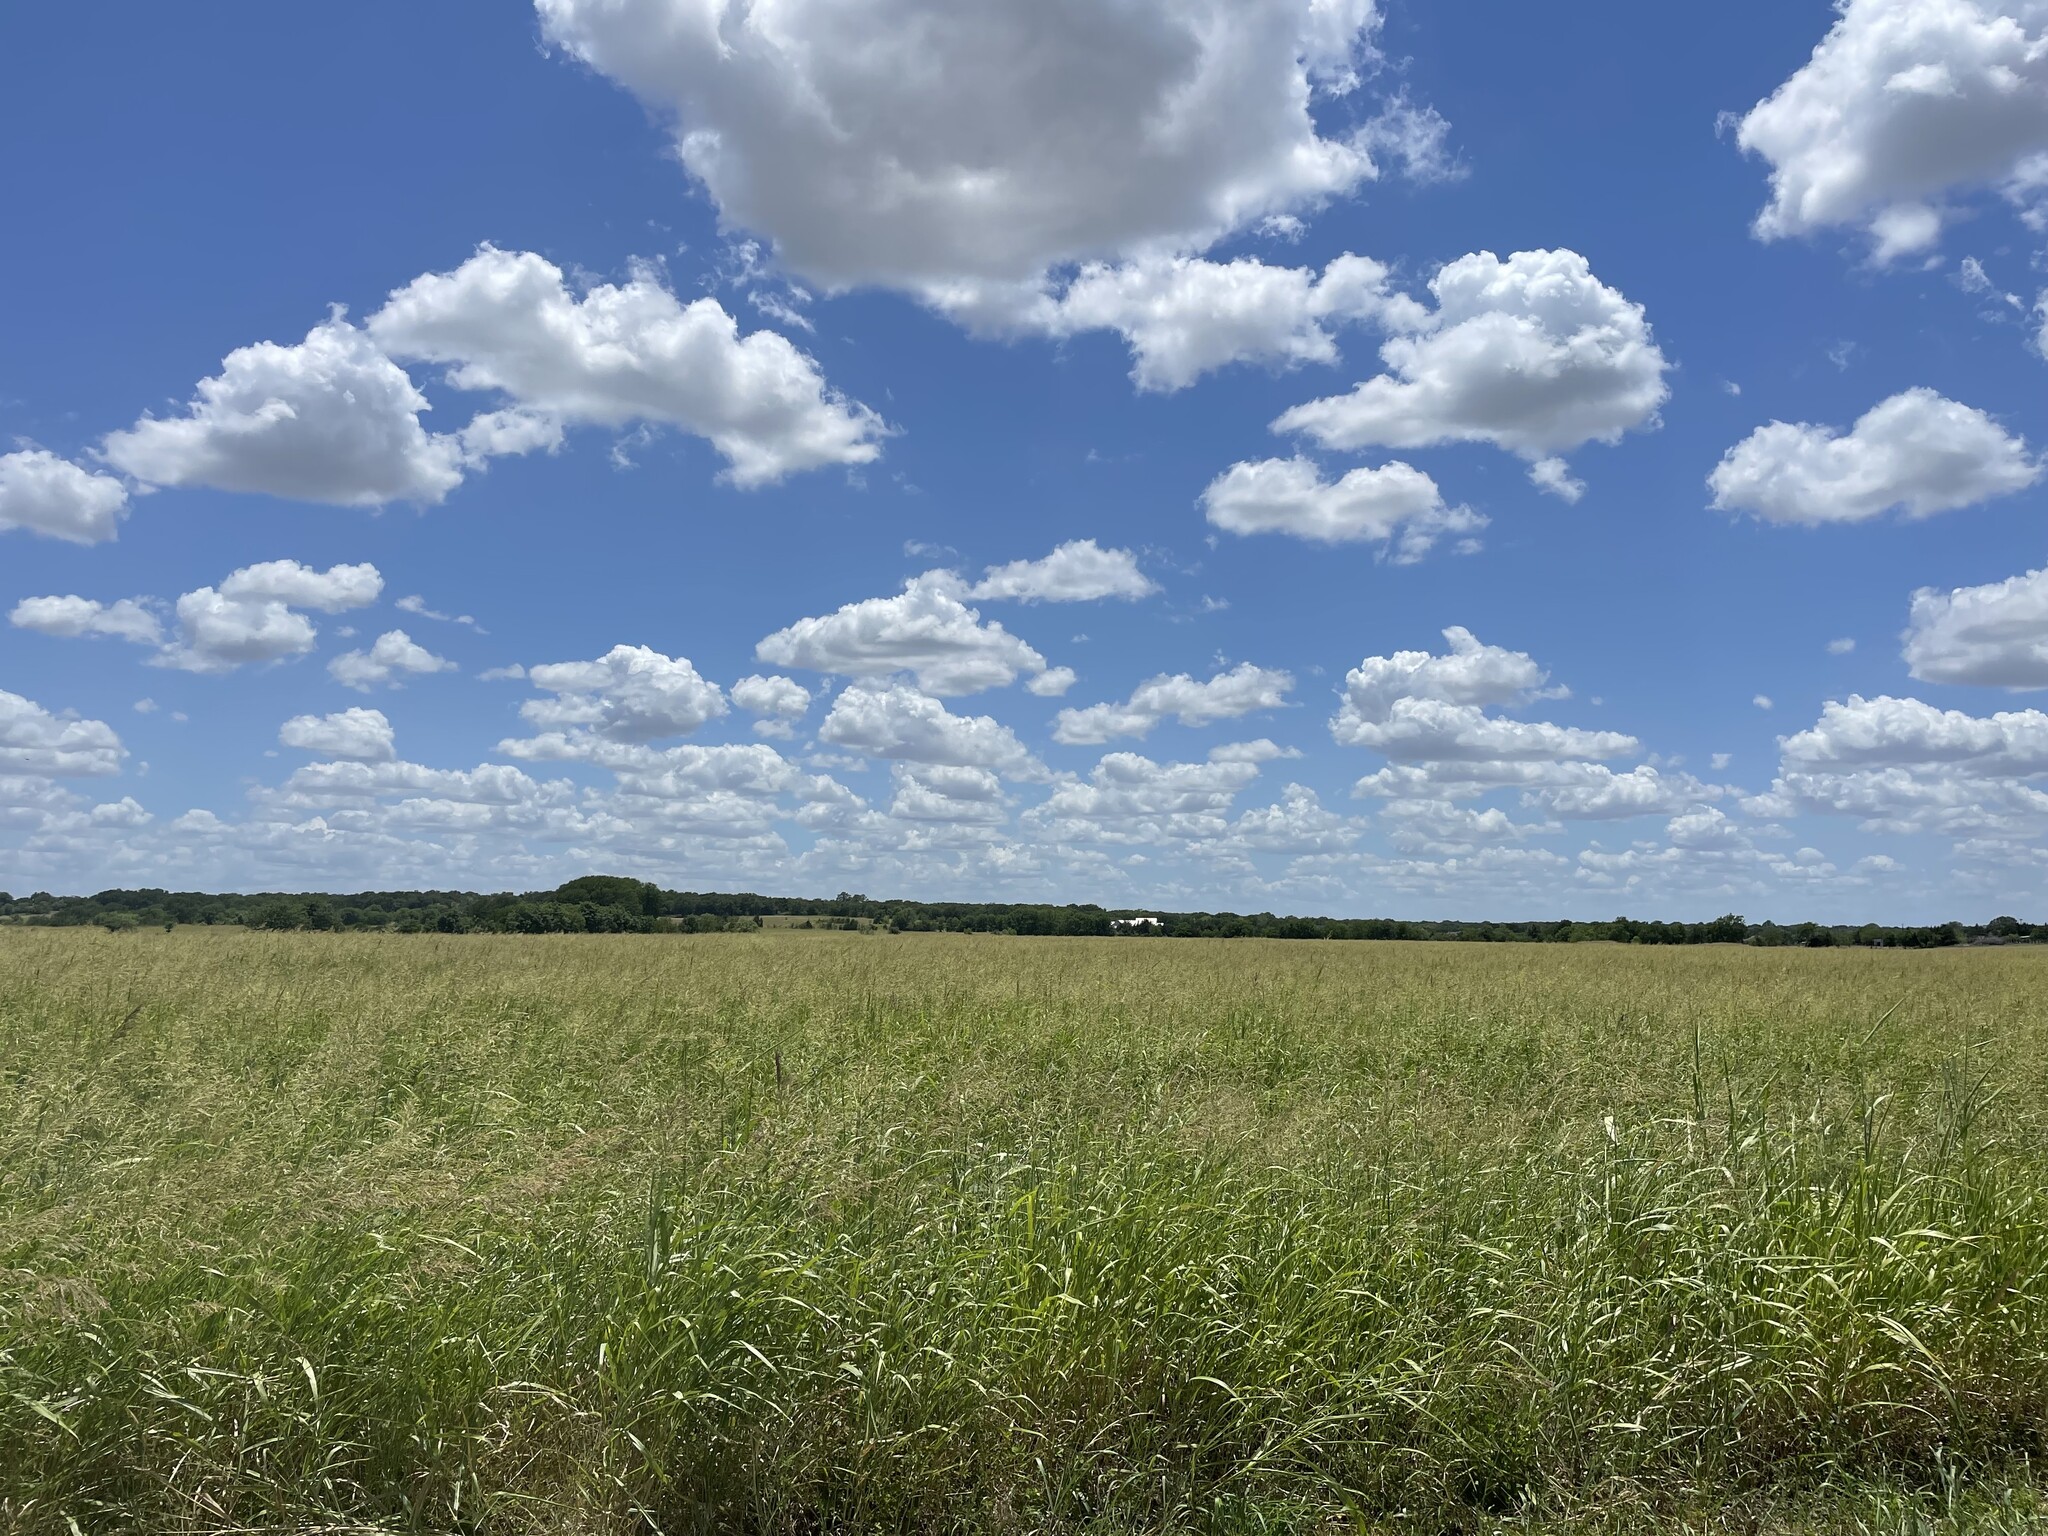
1709;388;2038;524
1200;456;1482;560
0;690;126;778
938;253;1424;391
82;247;884;520
536;0;1389;289
1904;564;2048;688
0;449;130;544
1763;692;2048;837
1274;249;1669;498
757;572;1059;695
369;247;885;487
1053;663;1294;745
279;708;398;762
519;645;727;742
968;540;1156;603
1738;0;2048;261
818;682;1043;777
330;631;456;692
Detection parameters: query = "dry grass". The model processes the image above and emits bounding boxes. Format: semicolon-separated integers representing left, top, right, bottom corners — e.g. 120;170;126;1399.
2;929;2046;1533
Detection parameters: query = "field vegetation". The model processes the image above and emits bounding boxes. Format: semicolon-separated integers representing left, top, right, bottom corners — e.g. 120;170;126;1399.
3;929;2046;1533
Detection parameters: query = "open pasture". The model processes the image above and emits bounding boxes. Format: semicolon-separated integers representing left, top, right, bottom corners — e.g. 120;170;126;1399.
3;929;2046;1533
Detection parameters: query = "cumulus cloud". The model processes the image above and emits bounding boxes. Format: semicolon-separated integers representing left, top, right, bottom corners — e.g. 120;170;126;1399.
1273;249;1669;494
102;317;468;507
279;707;397;762
155;560;384;674
757;572;1054;694
0;449;130;543
1736;0;2048;261
536;0;1391;289
818;682;1042;776
1052;662;1294;745
887;763;1011;824
936;253;1426;391
368;246;885;487
328;631;456;691
519;645;727;742
1200;456;1483;560
1030;751;1262;843
730;673;813;741
1763;692;2048;837
1708;388;2038;524
968;540;1157;603
0;689;125;777
10;596;162;646
1904;564;2048;687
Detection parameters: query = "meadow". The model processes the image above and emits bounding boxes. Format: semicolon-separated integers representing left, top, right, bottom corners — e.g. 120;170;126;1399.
2;928;2045;1534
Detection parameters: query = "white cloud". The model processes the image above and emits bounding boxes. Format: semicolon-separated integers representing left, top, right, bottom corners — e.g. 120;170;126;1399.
1903;564;2048;687
1828;636;1858;655
1201;783;1362;855
1200;456;1483;560
329;631;456;691
887;764;1010;824
0;689;125;777
1052;662;1294;745
756;572;1053;694
1755;695;1775;711
368;247;885;487
935;253;1425;392
0;449;129;544
10;596;162;646
1273;250;1669;494
818;682;1042;776
1783;693;2048;774
1335;625;1551;724
1026;667;1079;698
152;560;383;674
279;708;397;762
1209;738;1301;764
536;0;1390;289
520;645;726;742
395;594;483;630
731;673;813;721
1737;0;2048;260
1708;388;2039;524
102;317;467;507
222;559;384;613
1763;693;2048;838
968;540;1157;603
1030;752;1261;843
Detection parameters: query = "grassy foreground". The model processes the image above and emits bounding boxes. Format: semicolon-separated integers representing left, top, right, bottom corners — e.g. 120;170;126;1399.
2;930;2046;1534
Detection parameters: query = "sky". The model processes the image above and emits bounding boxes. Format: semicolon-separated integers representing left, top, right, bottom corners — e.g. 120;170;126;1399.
3;0;2047;922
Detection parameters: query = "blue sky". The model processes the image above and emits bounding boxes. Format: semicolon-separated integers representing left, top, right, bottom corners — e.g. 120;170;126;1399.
3;0;2046;920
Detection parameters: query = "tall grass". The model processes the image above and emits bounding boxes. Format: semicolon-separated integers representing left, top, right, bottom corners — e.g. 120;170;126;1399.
2;929;2046;1533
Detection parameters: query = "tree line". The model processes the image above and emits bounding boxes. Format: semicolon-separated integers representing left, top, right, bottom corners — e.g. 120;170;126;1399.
0;877;2036;948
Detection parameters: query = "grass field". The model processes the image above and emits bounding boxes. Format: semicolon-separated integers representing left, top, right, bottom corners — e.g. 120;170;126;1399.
3;929;2046;1534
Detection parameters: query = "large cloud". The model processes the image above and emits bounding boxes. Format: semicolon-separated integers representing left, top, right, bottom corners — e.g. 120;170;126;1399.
329;631;457;692
101;319;469;507
0;690;125;777
968;540;1157;603
1737;0;2048;261
159;561;384;674
1200;456;1482;560
1762;692;2048;836
11;596;162;646
757;573;1054;695
1053;663;1294;745
1904;564;2048;687
1273;249;1669;498
1029;751;1262;843
520;645;727;743
536;0;1388;289
935;253;1423;391
279;708;398;763
818;682;1042;776
0;450;130;544
368;247;885;487
1709;388;2038;524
